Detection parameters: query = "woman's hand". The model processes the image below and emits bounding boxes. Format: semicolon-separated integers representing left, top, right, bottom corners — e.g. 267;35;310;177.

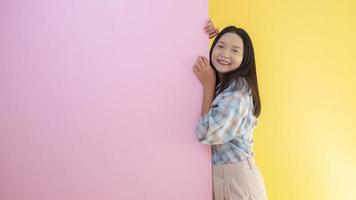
193;55;216;90
204;18;219;39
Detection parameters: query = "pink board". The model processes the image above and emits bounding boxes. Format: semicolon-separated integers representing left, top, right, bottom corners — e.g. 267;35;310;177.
0;0;212;200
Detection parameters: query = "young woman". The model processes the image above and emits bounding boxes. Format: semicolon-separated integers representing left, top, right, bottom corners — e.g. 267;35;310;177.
193;19;268;200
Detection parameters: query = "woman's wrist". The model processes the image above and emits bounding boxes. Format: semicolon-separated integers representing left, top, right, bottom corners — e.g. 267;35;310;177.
201;88;215;116
203;85;214;92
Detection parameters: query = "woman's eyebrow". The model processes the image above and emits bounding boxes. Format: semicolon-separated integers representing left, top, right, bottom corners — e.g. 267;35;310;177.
217;41;241;49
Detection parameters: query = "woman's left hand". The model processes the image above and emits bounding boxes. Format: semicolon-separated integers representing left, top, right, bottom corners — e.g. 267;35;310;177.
193;55;216;90
204;18;219;39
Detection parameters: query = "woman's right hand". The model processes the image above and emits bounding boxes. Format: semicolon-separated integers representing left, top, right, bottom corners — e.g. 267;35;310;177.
204;18;219;39
193;55;216;90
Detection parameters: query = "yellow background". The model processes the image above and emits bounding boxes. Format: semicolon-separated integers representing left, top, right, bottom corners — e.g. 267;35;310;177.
209;0;356;199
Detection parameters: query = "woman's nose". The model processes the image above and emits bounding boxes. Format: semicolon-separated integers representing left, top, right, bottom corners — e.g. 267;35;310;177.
221;50;230;58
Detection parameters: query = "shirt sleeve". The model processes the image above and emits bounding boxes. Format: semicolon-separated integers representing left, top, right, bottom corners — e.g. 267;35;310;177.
195;90;249;145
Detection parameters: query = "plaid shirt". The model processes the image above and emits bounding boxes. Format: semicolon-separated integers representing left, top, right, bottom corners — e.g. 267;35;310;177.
195;78;258;166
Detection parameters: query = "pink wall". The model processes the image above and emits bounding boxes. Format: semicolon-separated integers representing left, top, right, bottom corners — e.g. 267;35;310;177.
0;0;211;199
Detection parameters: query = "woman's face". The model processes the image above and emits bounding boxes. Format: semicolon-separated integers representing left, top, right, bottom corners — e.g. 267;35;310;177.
211;32;244;74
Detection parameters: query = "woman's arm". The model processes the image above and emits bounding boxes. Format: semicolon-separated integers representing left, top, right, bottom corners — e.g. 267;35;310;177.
201;86;215;116
193;55;216;116
195;91;250;145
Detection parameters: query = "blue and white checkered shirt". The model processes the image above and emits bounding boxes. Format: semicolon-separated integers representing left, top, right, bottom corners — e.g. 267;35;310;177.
195;77;258;166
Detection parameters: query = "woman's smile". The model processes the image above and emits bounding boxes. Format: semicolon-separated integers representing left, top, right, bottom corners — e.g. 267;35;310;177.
217;59;231;65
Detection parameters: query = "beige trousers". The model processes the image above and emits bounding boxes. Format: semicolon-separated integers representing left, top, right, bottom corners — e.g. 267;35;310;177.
212;158;268;200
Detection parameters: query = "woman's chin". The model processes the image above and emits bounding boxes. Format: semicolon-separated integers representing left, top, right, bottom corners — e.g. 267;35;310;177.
216;67;230;73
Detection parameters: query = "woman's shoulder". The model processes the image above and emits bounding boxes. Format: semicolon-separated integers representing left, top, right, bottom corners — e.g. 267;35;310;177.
230;77;251;95
214;77;251;103
219;78;250;101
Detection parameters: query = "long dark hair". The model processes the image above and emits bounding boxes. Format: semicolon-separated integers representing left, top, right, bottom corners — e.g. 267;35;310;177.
209;26;261;118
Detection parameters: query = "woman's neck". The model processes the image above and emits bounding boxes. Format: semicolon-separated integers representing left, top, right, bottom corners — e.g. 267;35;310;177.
217;73;223;83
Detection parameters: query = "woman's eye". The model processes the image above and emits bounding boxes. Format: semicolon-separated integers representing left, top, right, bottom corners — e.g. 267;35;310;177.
217;45;224;48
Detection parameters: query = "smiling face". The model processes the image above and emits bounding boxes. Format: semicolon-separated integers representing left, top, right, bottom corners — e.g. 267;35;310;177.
211;32;244;74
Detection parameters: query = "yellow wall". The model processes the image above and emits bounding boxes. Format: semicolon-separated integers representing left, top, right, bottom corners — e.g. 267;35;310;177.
209;0;356;199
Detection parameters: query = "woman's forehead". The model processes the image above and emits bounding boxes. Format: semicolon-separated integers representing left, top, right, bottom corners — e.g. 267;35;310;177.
218;33;243;48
